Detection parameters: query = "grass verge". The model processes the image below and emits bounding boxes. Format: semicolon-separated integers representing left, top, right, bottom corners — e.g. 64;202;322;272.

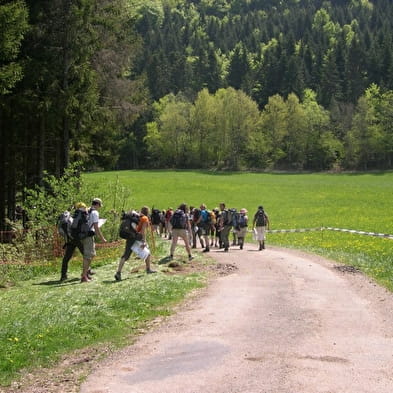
0;238;209;387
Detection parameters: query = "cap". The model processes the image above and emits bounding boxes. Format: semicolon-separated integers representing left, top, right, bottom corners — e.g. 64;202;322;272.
92;198;103;206
240;208;247;214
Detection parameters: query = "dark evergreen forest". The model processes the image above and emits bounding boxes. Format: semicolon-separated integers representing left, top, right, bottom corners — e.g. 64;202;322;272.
1;0;393;229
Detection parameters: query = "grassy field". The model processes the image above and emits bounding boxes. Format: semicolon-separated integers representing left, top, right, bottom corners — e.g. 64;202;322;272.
1;170;392;387
85;170;393;287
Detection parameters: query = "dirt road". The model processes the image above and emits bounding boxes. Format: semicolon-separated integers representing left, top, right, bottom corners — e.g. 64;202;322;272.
80;246;393;393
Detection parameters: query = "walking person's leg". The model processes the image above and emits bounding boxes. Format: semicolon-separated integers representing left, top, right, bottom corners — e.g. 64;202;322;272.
81;237;95;282
221;226;231;251
60;242;77;280
179;230;193;260
170;230;179;258
115;239;133;281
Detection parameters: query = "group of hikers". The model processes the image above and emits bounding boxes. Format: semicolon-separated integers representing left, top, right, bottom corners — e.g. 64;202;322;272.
58;199;270;283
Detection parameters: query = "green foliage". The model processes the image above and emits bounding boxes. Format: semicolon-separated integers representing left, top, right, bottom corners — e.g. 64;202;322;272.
0;0;29;94
24;164;84;227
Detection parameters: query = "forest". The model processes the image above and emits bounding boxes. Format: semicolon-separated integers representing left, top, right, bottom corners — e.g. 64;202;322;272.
1;0;393;229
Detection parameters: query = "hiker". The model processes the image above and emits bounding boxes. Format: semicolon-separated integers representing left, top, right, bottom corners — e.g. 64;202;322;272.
115;206;155;281
81;198;106;282
59;202;85;281
198;203;212;253
169;203;193;261
150;208;161;235
165;208;173;239
218;202;232;252
252;205;270;251
230;208;239;246
213;208;221;247
236;208;249;250
190;206;204;249
159;209;166;237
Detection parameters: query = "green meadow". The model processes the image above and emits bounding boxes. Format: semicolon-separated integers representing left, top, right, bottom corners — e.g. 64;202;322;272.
86;170;393;288
1;170;392;387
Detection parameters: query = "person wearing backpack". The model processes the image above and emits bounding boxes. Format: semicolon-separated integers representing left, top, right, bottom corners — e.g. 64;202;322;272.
150;208;161;235
58;202;85;281
213;208;221;247
165;207;173;239
252;205;270;251
198;203;212;253
190;206;205;249
81;198;107;282
114;206;155;281
218;202;232;252
230;208;239;246
169;203;193;261
236;208;249;250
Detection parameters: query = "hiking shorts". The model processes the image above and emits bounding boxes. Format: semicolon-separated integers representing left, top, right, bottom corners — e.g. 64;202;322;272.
171;228;189;242
237;227;248;238
255;226;266;241
81;236;96;259
200;224;210;236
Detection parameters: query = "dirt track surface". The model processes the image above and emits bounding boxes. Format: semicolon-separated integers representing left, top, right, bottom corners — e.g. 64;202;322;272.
80;246;393;393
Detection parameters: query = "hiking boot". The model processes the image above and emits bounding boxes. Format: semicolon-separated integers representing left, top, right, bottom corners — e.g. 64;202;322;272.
169;254;173;260
188;255;193;261
259;244;263;251
60;274;67;281
202;247;210;253
146;269;157;274
87;269;96;276
81;275;91;283
240;245;243;250
224;248;229;252
114;272;121;281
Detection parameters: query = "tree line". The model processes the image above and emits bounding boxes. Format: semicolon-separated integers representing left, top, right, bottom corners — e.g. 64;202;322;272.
1;0;393;230
145;85;393;171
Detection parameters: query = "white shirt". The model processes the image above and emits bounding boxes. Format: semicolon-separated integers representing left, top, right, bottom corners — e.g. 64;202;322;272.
88;208;99;232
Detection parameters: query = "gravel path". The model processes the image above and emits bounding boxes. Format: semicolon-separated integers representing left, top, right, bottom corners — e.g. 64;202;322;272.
80;245;393;393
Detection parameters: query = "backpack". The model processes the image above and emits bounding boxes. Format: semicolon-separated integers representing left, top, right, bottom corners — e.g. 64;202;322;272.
255;209;267;226
119;211;142;241
69;208;91;240
57;211;73;240
224;208;237;226
238;214;248;228
170;209;187;229
200;209;210;224
151;208;161;225
209;210;216;225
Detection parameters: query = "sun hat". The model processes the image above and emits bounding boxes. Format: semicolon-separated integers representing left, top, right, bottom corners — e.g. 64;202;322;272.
92;198;103;206
240;208;247;214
